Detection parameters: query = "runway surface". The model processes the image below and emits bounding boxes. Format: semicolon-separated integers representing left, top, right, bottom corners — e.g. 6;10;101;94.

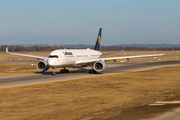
154;107;180;120
0;61;180;89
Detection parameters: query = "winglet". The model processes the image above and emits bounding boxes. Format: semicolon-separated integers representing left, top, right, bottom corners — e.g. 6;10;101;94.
6;47;9;53
166;48;174;55
94;28;102;51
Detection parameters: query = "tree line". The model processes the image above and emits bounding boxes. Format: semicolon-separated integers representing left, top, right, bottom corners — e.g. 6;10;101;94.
0;45;179;52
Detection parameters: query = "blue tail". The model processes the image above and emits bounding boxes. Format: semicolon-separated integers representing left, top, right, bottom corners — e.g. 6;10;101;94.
94;28;102;51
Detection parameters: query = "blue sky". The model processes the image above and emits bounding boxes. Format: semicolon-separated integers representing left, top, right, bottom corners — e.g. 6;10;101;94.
0;0;180;46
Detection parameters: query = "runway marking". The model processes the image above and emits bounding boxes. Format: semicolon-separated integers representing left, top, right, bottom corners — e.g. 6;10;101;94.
149;104;165;106
149;101;180;106
155;101;180;104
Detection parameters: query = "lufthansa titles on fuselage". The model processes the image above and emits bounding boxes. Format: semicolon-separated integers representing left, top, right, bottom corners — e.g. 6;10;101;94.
63;51;73;56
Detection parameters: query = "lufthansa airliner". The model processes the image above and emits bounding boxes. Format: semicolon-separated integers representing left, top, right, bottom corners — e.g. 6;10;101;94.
6;28;165;75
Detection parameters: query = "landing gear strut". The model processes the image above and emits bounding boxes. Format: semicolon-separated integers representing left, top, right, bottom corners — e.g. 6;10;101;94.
60;67;69;73
52;68;56;76
89;63;97;74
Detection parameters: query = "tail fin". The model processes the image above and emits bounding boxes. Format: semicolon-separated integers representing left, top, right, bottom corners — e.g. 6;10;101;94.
94;28;102;51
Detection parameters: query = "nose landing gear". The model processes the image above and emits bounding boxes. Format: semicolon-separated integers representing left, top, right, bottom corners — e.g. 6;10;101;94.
52;67;56;76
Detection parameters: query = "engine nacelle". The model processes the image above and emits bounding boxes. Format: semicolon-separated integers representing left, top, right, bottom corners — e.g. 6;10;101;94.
36;60;49;72
93;61;107;72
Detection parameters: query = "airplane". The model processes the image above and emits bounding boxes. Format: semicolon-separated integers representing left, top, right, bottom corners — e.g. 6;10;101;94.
6;28;165;75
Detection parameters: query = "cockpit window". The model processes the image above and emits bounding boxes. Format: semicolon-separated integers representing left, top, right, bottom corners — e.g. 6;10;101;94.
48;55;59;58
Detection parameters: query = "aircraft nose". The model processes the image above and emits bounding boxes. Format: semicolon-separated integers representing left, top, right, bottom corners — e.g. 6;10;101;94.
48;58;55;66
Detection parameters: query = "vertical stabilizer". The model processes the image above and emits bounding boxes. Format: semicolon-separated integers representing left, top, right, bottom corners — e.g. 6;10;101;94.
94;28;102;51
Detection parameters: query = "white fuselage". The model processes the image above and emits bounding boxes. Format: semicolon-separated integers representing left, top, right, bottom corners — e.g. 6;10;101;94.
48;49;102;68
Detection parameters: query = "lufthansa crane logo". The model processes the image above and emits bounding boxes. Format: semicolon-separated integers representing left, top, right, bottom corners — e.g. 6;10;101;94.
98;35;101;44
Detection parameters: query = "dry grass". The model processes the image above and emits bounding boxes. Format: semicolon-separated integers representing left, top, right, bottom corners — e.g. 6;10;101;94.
0;65;39;76
0;65;21;71
0;66;180;119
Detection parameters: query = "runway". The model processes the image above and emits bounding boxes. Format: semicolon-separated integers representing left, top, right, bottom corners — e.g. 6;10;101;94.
153;107;180;120
0;61;180;88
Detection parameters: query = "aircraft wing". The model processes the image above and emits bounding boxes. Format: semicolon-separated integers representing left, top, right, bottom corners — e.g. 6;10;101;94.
76;53;165;64
104;53;165;61
102;50;124;55
6;47;48;60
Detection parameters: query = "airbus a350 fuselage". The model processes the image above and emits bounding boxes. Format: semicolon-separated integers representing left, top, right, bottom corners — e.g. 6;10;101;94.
47;49;101;68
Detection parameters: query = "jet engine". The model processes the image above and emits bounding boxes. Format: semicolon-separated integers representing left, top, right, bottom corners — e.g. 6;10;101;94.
36;60;49;72
93;61;107;72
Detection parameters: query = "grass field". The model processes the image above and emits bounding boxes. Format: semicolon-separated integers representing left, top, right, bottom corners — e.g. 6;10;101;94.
0;66;180;120
0;65;39;76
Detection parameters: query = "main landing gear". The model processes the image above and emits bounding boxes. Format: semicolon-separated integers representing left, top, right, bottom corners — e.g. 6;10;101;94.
89;63;97;74
60;67;69;73
89;69;97;74
52;67;69;76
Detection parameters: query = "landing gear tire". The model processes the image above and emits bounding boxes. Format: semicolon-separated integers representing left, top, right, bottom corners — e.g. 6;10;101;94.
65;69;69;73
60;69;69;73
89;69;97;74
52;72;56;76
